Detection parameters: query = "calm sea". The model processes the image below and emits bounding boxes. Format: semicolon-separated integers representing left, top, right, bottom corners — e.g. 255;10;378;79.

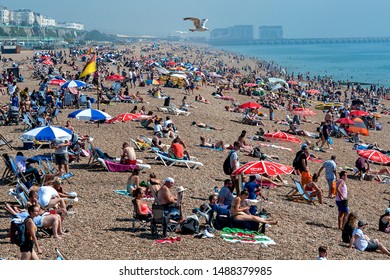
216;42;390;87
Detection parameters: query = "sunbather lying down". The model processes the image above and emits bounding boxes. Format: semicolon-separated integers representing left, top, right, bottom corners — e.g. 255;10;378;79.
200;137;226;150
367;167;390;182
191;121;223;131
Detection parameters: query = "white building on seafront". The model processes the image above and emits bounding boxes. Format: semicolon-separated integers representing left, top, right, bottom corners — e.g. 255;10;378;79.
0;5;84;30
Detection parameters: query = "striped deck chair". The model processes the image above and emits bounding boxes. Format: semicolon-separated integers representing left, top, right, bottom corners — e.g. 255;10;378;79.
286;177;317;205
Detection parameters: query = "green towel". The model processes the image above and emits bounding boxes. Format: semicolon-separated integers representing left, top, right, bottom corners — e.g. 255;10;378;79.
114;190;131;197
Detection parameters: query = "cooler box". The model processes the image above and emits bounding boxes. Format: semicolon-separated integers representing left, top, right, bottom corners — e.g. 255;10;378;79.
23;141;34;150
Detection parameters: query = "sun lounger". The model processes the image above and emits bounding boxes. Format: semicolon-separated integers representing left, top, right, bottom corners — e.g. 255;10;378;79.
154;151;203;169
157;107;169;114
130;138;151;151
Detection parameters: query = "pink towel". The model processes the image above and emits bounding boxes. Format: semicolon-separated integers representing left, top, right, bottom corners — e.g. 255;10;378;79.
104;160;138;172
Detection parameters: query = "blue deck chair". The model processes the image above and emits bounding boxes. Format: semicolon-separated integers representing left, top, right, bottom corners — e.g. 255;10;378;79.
286;177;317;205
22;113;33;131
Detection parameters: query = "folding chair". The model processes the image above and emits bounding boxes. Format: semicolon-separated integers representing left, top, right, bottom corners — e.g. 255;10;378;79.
22;114;34;131
130;199;151;232
151;204;170;238
286;177;317;205
0;133;13;150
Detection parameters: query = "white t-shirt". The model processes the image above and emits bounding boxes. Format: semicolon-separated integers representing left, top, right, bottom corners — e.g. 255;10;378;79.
38;186;59;208
352;228;368;251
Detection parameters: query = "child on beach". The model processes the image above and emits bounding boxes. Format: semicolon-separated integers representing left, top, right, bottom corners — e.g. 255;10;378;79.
317;246;328;260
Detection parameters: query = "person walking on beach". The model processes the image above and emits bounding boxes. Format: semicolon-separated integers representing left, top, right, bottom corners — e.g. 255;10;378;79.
52;138;70;175
335;171;349;230
230;141;241;195
317;155;337;198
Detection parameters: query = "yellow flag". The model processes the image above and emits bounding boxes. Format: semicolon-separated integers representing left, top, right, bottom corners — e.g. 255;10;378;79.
79;54;97;78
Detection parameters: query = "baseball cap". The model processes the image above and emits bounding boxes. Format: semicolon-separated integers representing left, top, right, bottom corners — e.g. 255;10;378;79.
358;220;368;227
164;177;175;183
385;208;390;214
301;143;308;150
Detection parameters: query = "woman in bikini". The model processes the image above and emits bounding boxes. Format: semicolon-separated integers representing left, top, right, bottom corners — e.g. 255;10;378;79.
133;188;152;219
230;190;278;225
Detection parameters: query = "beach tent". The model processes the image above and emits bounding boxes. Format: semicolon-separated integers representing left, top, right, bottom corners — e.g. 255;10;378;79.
349;117;369;136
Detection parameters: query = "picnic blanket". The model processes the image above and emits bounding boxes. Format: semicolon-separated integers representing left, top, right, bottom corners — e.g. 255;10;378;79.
258;142;293;152
220;228;276;246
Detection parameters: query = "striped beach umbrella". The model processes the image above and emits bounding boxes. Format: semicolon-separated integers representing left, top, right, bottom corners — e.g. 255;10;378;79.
232;161;294;176
357;150;390;164
21;126;72;141
67;109;112;121
263;131;301;144
349;117;369;136
61;80;86;89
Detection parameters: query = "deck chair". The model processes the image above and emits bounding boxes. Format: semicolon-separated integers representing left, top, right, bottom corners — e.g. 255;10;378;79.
50;107;60;125
150;204;179;238
1;154;14;184
87;142;100;167
0;134;13;150
2;153;34;185
130;199;151;232
130;138;151;151
286;177;317;205
154;151;203;169
22;113;34;131
55;248;68;260
79;95;88;107
157;106;169;114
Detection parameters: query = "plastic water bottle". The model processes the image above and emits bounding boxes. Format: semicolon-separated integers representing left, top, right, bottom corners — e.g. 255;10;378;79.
213;186;219;194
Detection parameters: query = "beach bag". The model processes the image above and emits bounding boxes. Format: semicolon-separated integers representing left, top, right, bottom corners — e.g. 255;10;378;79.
9;217;30;247
180;217;199;234
331;181;337;196
223;151;234;175
328;137;333;145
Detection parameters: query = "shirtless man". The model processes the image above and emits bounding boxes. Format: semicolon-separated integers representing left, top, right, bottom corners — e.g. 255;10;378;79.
120;142;137;165
156;177;177;206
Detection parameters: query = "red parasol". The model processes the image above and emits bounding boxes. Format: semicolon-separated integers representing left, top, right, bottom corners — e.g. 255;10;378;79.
238;102;263;109
106;74;124;81
357;149;390;164
335;118;354;125
263;131;301;144
42;59;54;65
350;110;369;117
291;108;317;117
232;160;294;176
106;113;152;124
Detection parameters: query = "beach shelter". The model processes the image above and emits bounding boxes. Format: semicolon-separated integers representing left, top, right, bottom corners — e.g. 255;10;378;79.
68;109;112;121
21;126;72;141
238;102;263;109
232;161;294;177
357;150;390;164
291;108;317;117
349;117;369;136
263;131;301;144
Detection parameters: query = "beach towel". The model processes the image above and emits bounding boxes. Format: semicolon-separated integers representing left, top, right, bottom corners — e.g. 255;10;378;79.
220;228;276;246
113;190;131;196
104;159;138;172
214;95;235;101
307;157;324;163
257;142;293;152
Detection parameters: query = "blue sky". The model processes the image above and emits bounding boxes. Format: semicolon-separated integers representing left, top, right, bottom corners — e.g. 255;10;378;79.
1;0;389;38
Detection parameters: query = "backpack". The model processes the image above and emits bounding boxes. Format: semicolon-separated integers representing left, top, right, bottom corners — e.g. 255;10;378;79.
250;147;267;160
180;217;200;234
9;217;30;247
223;151;234;175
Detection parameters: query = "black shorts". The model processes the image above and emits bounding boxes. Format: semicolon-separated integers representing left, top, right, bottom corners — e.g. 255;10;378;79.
55;153;69;165
19;240;34;253
365;240;379;252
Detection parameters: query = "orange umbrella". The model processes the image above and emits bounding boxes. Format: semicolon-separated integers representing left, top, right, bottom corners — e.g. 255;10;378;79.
350;110;369;117
349;117;369;136
263;131;301;144
357;150;390;164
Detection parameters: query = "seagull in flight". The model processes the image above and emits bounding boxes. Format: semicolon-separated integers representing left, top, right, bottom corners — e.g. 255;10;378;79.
183;17;209;32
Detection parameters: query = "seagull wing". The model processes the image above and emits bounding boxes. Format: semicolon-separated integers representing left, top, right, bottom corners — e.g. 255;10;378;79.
200;19;208;28
184;17;201;28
